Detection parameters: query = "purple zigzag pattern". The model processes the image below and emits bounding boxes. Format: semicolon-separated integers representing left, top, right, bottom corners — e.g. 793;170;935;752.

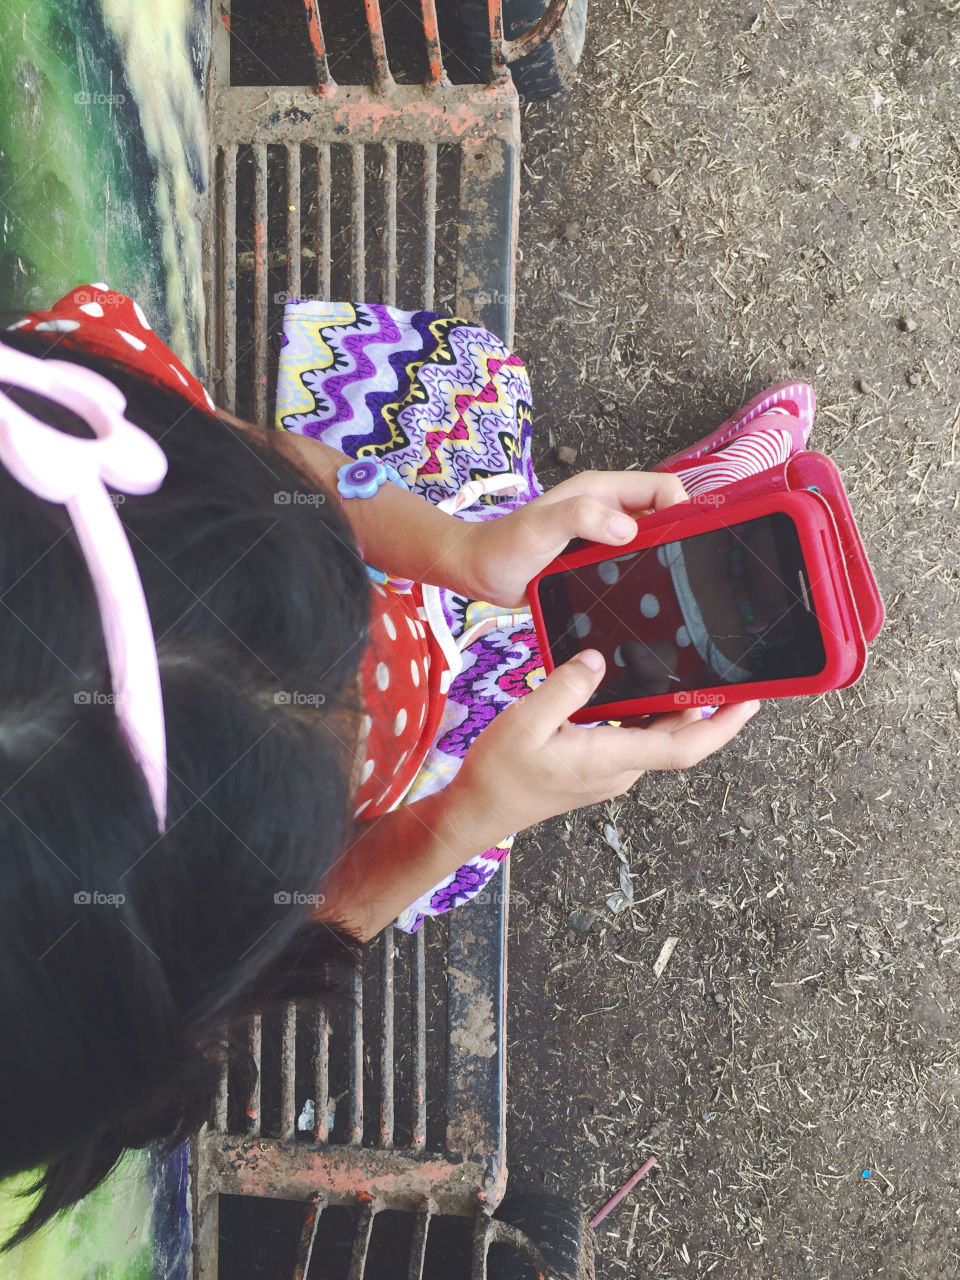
429;859;499;915
351;310;460;458
438;627;531;759
314;307;405;436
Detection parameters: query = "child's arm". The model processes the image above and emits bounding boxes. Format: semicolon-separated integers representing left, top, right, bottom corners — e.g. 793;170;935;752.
320;651;760;941
218;409;686;607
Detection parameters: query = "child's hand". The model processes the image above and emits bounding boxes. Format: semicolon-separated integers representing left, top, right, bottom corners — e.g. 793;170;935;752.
463;470;687;608
447;650;760;846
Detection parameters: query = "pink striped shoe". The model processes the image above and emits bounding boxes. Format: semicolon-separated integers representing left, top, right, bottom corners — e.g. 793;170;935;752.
653;381;815;473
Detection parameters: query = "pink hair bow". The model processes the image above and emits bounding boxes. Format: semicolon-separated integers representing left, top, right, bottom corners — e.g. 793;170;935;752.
0;345;169;828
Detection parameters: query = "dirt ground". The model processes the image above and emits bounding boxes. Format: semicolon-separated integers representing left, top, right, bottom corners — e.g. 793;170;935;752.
503;2;960;1278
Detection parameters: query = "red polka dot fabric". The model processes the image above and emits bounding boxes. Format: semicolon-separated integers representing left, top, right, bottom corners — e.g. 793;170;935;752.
10;285;446;821
6;284;217;419
352;581;448;818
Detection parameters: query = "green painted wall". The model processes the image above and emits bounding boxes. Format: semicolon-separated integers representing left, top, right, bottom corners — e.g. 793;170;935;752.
0;3;208;1273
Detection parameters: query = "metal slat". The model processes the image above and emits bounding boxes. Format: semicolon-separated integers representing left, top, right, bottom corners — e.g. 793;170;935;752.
317;144;332;300
407;1197;432;1280
411;928;426;1150
379;929;395;1147
301;0;334;88
221;144;238;413
420;0;447;86
246;1013;262;1136
312;1003;330;1143
286;145;302;302
252;141;269;424
350;143;366;301
382;142;398;307
292;1195;323;1280
348;962;364;1144
280;1000;297;1140
348;1201;378;1280
422;145;437;309
363;0;394;91
213;1040;228;1131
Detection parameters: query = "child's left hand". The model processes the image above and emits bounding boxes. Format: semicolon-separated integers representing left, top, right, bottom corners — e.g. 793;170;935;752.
463;469;688;609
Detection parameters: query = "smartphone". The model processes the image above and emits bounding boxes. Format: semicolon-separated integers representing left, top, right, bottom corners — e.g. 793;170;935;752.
530;486;870;721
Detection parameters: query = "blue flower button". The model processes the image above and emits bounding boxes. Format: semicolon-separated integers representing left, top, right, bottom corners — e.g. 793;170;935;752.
337;458;406;500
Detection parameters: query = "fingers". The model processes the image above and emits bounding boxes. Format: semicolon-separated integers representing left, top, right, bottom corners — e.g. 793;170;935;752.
515;650;607;740
641;700;761;768
542;469;688;522
588;699;761;774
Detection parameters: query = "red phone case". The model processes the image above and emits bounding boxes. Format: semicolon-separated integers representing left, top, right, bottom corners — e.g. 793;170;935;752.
528;452;883;721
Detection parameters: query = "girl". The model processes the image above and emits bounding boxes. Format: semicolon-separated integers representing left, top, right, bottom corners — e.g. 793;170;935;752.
0;286;812;1246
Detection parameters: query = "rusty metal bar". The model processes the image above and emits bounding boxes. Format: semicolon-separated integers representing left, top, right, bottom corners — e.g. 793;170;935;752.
379;929;395;1148
213;1040;228;1131
252;141;268;425
197;1130;497;1212
411;928;426;1150
382;142;397;307
364;0;395;91
292;1194;323;1280
300;0;334;90
350;143;366;302
422;145;437;310
317;144;331;300
348;1200;378;1280
486;0;509;82
212;86;518;148
420;0;448;87
312;1003;330;1143
246;1013;262;1136
407;1197;432;1280
280;1000;297;1140
497;0;571;65
347;962;363;1144
480;1219;554;1278
471;1213;495;1280
286;145;301;302
221;145;238;414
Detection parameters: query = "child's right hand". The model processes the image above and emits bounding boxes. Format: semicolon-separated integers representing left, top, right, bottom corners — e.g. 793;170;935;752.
448;650;760;845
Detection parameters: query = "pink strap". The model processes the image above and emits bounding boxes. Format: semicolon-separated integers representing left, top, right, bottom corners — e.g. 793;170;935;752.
0;346;169;828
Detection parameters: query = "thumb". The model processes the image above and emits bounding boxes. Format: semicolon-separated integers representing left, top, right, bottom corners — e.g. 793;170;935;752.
520;650;606;737
529;492;638;551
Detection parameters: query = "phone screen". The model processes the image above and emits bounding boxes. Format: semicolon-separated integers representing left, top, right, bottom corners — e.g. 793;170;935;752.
537;513;827;707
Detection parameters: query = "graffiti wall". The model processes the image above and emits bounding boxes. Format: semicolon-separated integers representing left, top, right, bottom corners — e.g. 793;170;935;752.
0;0;210;372
0;3;209;1272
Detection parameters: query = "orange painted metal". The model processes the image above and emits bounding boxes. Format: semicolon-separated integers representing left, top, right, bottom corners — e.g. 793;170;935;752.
420;0;449;86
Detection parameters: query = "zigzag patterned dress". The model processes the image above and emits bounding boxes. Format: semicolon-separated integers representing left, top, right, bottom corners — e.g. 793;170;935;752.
276;301;548;933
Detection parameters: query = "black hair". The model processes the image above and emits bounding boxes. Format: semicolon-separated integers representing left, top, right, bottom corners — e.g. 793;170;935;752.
0;325;370;1248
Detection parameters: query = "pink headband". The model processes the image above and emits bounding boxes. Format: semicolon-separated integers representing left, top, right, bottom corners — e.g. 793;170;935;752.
0;345;169;829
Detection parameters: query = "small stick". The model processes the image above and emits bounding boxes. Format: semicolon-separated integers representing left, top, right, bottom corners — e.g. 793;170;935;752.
589;1157;658;1227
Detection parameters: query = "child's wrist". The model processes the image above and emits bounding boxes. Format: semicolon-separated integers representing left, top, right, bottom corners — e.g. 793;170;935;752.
434;518;488;600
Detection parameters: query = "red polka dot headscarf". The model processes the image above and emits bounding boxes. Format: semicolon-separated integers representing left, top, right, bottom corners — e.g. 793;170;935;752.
7;284;217;419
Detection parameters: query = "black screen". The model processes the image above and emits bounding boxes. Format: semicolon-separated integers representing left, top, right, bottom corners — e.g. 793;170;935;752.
537;513;827;706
